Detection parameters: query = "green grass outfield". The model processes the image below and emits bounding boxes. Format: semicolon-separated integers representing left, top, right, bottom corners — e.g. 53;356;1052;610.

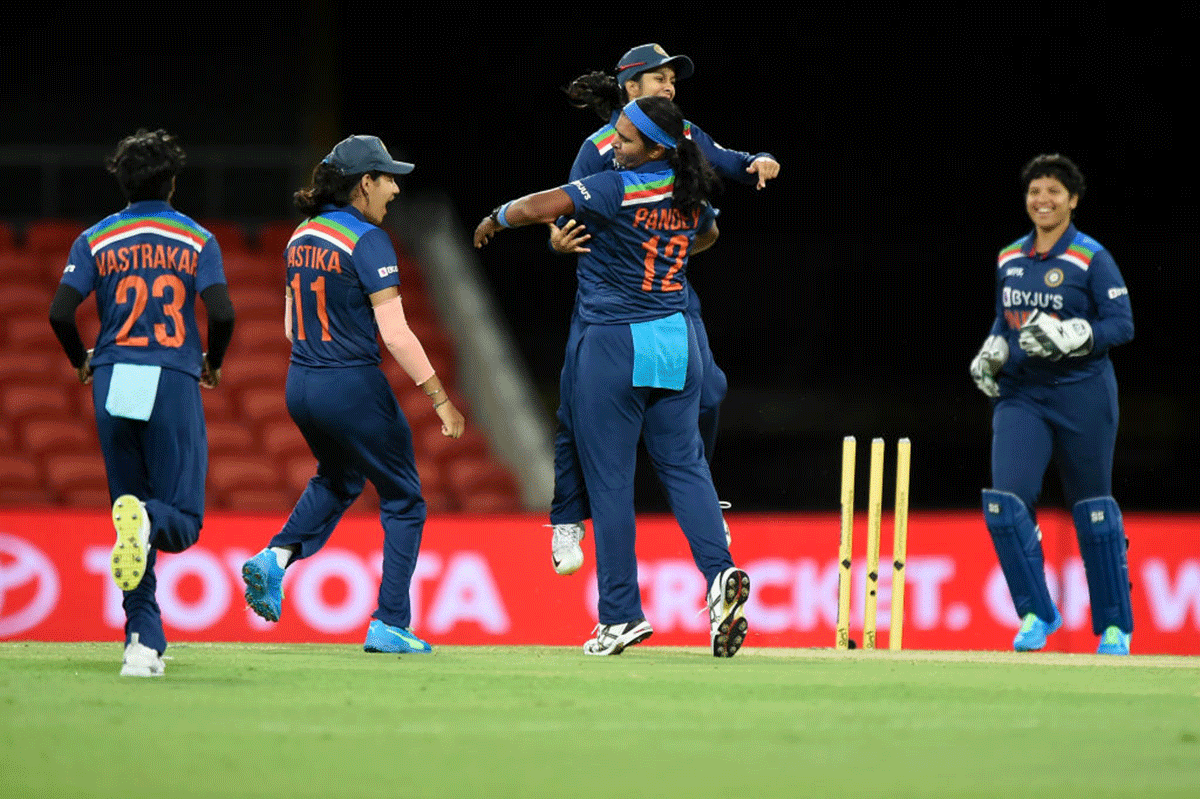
1;643;1197;798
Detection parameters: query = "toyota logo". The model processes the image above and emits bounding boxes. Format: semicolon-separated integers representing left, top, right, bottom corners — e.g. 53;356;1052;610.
0;534;60;637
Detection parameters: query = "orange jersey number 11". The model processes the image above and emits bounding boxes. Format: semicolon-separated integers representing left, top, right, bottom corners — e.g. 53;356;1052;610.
291;273;332;341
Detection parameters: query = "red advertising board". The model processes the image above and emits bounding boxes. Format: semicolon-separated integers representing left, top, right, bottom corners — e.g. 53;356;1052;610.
1;509;1197;654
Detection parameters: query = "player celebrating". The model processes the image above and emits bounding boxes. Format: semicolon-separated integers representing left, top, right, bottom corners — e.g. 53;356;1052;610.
48;129;235;677
548;43;781;575
476;97;750;657
971;154;1135;654
241;135;464;654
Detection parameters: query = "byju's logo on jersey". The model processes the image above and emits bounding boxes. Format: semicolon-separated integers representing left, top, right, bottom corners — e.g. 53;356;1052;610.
377;265;398;278
570;180;591;200
1108;286;1129;300
1044;268;1064;287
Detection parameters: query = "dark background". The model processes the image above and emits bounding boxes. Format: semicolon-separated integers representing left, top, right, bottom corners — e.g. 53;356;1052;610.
2;6;1193;511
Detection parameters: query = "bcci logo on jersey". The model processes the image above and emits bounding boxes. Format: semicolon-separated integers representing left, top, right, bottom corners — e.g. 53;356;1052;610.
1044;268;1064;287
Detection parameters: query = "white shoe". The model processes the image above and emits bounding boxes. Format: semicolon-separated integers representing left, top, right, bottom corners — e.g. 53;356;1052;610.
719;501;733;547
550;522;585;575
111;495;151;592
120;633;165;677
708;567;750;658
583;619;653;656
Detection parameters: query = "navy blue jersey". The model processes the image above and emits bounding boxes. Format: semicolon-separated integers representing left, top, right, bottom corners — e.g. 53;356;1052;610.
989;224;1133;387
560;161;716;325
285;205;401;368
571;113;771;184
61;200;225;379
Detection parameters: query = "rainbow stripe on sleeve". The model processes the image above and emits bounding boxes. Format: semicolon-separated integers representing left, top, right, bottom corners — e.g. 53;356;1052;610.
87;216;208;255
288;217;361;255
997;241;1024;268
590;126;618;155
621;174;675;207
1059;241;1095;271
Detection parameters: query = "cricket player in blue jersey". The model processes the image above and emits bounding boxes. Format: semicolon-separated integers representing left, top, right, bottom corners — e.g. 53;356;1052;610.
547;43;781;575
48;129;235;677
970;154;1135;654
476;96;750;657
240;135;464;655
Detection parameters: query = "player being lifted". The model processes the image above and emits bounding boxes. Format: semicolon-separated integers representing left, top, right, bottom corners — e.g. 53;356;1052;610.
547;43;780;576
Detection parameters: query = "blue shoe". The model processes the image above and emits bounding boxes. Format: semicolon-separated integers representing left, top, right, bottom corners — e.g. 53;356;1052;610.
1013;606;1063;651
1097;625;1131;655
364;619;432;654
242;549;284;622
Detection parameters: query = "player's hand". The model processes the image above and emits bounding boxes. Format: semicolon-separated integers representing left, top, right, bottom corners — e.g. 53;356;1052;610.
1018;310;1092;360
435;400;466;439
548;220;591;254
77;349;94;385
747;157;780;190
969;335;1008;398
200;353;221;389
474;216;501;248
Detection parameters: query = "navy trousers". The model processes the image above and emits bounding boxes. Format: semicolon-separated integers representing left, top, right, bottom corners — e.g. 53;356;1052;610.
93;364;207;654
551;300;727;525
269;364;426;629
568;319;731;625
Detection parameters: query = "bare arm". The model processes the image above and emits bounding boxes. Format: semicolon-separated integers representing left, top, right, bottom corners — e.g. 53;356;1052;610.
474;188;577;248
693;224;719;256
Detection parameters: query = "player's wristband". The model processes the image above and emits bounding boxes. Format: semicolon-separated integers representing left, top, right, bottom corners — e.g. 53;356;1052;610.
491;202;513;228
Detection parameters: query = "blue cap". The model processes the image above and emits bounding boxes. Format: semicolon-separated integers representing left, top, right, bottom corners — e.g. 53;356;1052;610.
615;43;694;85
323;135;414;176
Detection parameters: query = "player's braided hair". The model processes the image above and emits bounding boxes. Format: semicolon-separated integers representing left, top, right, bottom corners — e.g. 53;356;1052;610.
294;163;384;217
1021;154;1086;201
563;70;625;121
106;129;186;203
632;97;719;216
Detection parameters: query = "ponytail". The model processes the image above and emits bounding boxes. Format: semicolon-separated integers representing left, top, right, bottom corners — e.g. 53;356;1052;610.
294;163;366;217
563;71;625;121
668;139;719;216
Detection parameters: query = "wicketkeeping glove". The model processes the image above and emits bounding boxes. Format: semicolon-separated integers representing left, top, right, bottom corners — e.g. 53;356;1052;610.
969;335;1008;398
1018;309;1093;361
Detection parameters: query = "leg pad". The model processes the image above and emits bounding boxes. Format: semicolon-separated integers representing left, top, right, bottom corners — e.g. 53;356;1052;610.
1073;496;1134;635
982;489;1057;623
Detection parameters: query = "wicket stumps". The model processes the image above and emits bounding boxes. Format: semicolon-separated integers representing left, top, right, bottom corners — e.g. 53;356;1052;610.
836;436;911;650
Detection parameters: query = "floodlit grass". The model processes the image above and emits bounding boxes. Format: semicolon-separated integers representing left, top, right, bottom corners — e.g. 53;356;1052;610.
1;643;1197;798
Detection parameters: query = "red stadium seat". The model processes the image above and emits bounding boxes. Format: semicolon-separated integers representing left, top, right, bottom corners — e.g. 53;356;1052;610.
254;221;300;256
0;284;54;319
4;313;60;351
0;454;51;506
231;285;285;322
417;424;488;466
18;414;96;457
232;318;291;358
0;352;60;385
223;253;282;288
2;384;75;419
197;219;250;253
259;418;310;459
220;488;294;512
22;219;84;253
443;456;520;499
207;455;287;509
281;454;317;495
0;251;44;285
206;420;258;455
200;387;237;422
43;452;109;504
236;386;290;427
221;355;290;398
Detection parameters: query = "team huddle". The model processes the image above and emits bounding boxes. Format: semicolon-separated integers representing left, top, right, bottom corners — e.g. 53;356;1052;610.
48;44;1132;676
